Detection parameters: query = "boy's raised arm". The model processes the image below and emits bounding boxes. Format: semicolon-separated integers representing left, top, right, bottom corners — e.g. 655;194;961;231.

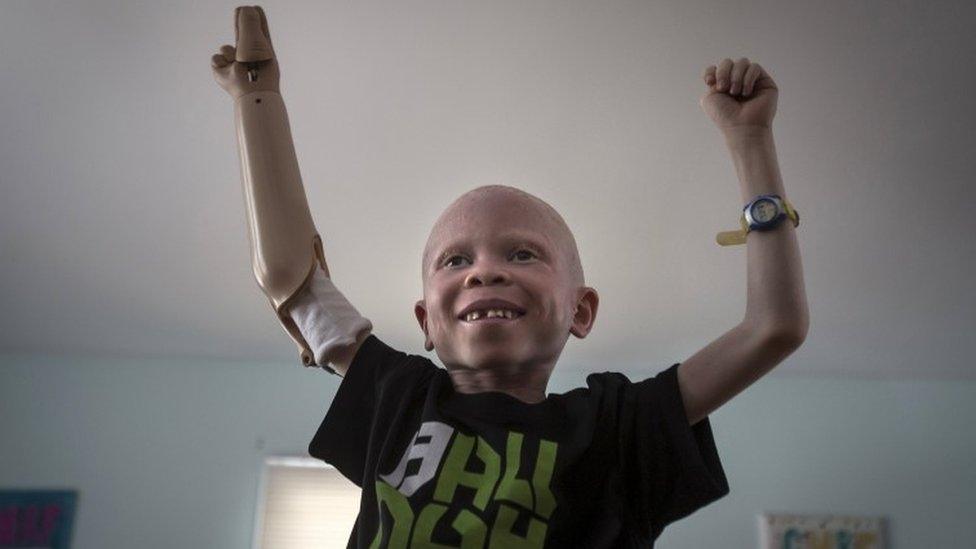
211;6;364;374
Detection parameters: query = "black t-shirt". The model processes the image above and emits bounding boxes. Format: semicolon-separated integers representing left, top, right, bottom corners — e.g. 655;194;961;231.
308;334;729;548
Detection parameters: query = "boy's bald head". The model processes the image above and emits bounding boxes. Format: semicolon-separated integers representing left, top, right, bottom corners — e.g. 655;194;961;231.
422;185;584;290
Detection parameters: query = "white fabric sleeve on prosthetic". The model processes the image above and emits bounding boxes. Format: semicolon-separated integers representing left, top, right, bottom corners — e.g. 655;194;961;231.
286;267;373;368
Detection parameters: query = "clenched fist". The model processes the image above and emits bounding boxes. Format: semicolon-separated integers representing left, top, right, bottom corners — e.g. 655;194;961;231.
699;57;778;133
211;6;280;100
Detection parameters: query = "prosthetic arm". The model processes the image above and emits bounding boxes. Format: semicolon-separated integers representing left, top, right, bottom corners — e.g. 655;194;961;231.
236;92;327;369
212;6;369;374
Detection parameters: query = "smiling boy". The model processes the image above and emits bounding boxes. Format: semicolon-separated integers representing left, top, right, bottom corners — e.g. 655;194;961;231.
415;185;597;405
214;6;807;547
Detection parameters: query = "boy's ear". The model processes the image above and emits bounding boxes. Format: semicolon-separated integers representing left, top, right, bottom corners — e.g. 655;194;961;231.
414;299;434;351
569;287;599;339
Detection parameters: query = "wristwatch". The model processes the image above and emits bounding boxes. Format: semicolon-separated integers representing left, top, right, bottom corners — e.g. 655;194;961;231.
716;194;799;246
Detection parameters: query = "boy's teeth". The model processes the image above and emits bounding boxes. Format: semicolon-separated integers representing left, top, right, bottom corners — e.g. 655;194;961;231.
465;309;519;321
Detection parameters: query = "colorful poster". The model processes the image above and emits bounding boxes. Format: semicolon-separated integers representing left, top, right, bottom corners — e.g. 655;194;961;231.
0;490;77;549
759;513;885;549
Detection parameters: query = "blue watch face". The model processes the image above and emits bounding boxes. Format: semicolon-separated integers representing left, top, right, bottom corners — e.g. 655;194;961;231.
751;199;778;223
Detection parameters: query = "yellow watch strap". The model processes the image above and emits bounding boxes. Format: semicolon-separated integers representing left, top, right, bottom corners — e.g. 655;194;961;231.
716;198;799;247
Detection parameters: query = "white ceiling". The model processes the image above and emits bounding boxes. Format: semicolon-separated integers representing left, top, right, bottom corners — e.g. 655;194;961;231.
1;0;973;380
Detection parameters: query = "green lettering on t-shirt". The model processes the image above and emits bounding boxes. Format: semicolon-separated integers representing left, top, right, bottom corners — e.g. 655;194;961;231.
368;422;561;547
433;432;500;511
370;480;414;549
532;440;557;519
494;431;533;510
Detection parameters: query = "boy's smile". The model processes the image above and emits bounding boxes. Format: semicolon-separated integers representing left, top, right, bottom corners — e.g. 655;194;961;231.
415;185;599;403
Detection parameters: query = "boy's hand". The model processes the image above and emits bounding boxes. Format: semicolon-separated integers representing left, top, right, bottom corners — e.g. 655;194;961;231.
211;6;280;100
699;57;778;134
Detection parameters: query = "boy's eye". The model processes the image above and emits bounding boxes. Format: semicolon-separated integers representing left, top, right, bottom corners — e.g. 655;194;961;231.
443;249;536;267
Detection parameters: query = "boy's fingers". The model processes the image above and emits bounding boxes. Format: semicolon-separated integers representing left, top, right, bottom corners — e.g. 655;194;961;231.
255;5;274;53
235;6;274;62
237;6;262;46
219;44;235;63
702;65;716;86
715;58;733;90
729;57;749;94
742;63;761;95
755;64;778;91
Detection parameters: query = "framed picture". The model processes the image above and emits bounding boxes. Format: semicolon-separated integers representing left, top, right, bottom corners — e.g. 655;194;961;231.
758;512;885;549
0;490;78;549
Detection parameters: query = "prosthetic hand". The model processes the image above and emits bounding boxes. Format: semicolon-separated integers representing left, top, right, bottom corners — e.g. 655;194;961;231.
211;6;336;371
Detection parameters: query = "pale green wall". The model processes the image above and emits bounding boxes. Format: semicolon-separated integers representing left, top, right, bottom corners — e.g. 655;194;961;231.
1;351;973;548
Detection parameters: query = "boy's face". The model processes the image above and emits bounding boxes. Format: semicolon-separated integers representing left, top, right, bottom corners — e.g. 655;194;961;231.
415;191;598;378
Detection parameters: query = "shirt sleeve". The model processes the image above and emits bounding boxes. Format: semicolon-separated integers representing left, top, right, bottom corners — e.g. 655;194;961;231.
597;364;731;542
306;333;437;487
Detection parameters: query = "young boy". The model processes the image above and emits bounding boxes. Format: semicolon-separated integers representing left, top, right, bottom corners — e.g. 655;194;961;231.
212;6;808;548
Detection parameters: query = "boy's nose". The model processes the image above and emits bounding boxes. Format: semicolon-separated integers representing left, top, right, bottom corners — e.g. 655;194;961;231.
463;266;510;287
